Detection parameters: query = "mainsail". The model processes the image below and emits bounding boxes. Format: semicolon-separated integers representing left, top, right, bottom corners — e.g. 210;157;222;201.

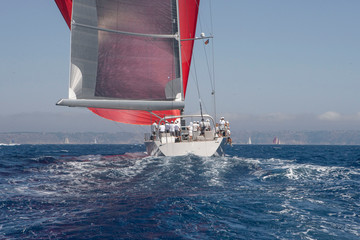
55;0;200;125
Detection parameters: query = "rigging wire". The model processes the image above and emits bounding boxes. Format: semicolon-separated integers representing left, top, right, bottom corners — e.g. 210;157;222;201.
209;0;217;122
184;0;216;119
191;47;210;116
198;0;216;119
191;50;203;110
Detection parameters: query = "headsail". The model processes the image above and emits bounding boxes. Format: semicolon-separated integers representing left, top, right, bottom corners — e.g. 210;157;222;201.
54;0;200;125
55;0;72;29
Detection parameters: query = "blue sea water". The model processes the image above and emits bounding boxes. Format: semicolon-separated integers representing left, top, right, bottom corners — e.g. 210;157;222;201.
1;144;360;239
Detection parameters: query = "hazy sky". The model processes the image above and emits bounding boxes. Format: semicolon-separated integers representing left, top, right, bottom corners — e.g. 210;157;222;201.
0;0;359;132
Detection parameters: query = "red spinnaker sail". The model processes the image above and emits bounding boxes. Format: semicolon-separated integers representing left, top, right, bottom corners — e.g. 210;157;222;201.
54;0;199;125
54;0;72;29
178;0;200;98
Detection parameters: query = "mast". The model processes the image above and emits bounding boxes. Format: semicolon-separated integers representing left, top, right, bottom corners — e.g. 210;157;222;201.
176;0;184;105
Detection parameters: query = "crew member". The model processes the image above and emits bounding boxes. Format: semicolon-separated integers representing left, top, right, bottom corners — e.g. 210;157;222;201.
193;121;199;137
188;122;193;141
159;122;165;134
151;122;158;140
219;117;225;136
165;121;170;133
215;123;220;136
170;120;175;136
226;127;232;146
174;120;180;139
200;119;205;135
205;119;211;131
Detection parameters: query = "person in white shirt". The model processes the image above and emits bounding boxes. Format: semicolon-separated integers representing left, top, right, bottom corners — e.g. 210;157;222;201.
159;122;166;134
165;121;170;133
205;119;211;131
215;123;220;136
174;121;180;139
226;127;232;146
193;121;199;133
188;122;193;141
151;122;158;140
170;120;175;136
219;117;225;136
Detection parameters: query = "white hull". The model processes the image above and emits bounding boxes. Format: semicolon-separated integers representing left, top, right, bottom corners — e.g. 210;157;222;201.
145;137;227;157
0;143;19;146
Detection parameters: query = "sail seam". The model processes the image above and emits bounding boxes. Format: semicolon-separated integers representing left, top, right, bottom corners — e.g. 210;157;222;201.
72;21;179;39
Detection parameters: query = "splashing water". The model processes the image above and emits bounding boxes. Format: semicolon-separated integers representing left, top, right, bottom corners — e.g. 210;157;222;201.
1;144;360;239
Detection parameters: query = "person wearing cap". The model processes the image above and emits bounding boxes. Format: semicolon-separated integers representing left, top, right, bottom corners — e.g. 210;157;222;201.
205;119;211;131
151;122;158;140
165;121;170;133
188;122;193;141
193;121;199;134
159;122;165;134
215;123;220;137
170;120;175;136
227;126;231;137
174;120;180;139
199;119;205;135
219;117;226;136
226;127;232;146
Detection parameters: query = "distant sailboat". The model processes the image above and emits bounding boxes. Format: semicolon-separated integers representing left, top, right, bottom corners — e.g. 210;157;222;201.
64;137;70;144
273;137;280;145
0;140;19;146
247;137;252;144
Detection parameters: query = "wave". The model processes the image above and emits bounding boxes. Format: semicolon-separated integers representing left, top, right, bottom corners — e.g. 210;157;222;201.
0;143;20;146
2;145;360;239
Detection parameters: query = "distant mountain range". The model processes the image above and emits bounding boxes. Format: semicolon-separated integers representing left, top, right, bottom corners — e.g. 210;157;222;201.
231;130;360;145
0;132;143;145
1;130;360;145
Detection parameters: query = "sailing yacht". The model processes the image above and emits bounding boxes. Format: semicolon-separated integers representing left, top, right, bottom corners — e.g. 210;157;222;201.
55;0;227;156
273;137;281;145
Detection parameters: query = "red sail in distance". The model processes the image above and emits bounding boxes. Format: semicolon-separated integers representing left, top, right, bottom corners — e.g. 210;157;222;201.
54;0;200;125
